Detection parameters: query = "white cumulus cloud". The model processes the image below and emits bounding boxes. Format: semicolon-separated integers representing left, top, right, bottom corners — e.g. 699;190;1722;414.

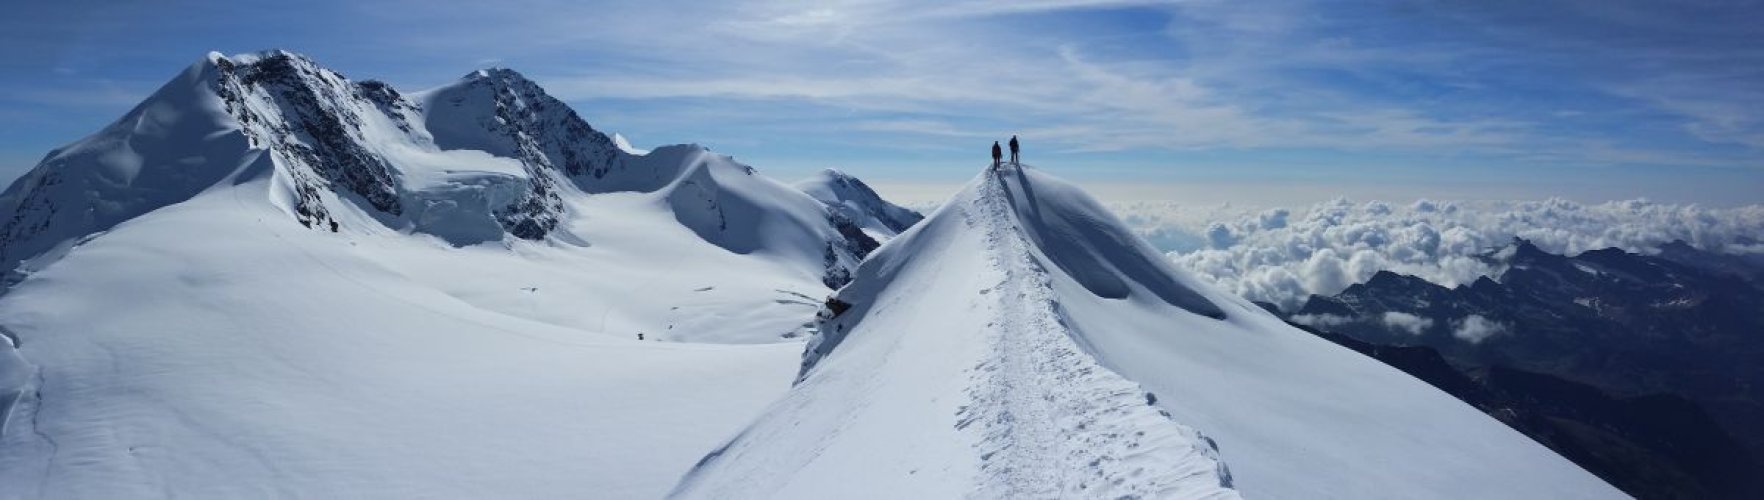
1380;312;1435;336
1105;198;1764;311
1451;315;1508;344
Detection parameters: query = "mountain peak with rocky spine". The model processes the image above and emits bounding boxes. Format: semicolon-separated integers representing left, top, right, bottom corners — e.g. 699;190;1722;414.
0;50;884;292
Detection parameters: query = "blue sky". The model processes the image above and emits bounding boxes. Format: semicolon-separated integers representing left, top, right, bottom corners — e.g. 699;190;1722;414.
2;0;1761;205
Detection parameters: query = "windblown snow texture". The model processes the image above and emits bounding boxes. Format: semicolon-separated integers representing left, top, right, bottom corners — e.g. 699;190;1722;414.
679;164;1622;499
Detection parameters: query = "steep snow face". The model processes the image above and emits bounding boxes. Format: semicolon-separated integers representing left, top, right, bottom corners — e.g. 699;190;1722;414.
637;146;878;289
679;165;1622;499
795;168;924;241
419;68;620;174
0;55;251;276
995;167;1223;316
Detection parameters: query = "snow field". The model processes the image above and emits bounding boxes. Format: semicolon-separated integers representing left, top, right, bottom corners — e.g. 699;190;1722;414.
0;181;803;498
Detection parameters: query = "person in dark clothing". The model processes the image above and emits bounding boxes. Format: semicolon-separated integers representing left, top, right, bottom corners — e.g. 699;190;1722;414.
991;141;1003;168
1009;135;1019;165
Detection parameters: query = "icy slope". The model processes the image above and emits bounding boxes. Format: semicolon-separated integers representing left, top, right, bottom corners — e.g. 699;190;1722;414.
677;165;1623;499
0;177;803;498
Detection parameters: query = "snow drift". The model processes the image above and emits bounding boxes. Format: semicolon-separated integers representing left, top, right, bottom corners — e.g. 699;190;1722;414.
677;164;1623;499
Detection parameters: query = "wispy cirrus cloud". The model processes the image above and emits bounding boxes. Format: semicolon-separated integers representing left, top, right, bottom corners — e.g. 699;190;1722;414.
0;0;1759;196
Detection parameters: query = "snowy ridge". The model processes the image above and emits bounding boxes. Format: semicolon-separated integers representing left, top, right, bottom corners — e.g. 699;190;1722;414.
680;164;1623;499
959;173;1237;498
674;166;1238;498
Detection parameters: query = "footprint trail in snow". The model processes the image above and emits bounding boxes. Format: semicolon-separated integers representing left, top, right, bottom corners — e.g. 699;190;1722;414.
957;168;1237;499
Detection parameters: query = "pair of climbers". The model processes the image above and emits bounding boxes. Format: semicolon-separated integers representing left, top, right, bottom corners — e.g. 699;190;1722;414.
990;135;1020;169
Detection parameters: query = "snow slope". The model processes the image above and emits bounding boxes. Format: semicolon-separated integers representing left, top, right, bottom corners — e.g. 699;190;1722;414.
677;164;1623;499
0;176;802;498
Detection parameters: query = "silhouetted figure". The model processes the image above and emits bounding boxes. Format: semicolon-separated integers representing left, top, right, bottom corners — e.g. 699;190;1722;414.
1009;135;1019;165
991;141;1002;169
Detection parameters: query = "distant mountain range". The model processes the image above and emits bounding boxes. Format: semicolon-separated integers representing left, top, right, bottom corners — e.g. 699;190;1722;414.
1277;239;1764;498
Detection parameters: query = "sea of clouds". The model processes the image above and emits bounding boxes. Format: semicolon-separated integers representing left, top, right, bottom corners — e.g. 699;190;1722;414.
1108;198;1764;311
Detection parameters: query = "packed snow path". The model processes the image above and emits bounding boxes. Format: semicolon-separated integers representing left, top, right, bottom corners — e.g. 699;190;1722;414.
959;169;1238;499
673;165;1238;499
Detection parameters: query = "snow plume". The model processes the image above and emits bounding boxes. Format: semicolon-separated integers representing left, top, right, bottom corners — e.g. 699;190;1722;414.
1107;198;1764;311
1452;315;1508;344
1381;312;1435;336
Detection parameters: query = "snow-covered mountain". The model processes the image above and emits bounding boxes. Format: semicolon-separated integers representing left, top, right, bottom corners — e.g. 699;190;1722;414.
794;168;923;241
0;50;1623;499
0;50;876;291
676;165;1621;499
0;51;910;497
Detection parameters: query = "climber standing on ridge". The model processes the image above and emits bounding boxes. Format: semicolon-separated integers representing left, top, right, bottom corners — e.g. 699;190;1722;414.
991;141;1003;170
1009;135;1020;166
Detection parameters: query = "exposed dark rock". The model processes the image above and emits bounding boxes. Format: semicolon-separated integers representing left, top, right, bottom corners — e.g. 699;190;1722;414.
214;51;401;231
1287;239;1764;498
1301;323;1759;499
